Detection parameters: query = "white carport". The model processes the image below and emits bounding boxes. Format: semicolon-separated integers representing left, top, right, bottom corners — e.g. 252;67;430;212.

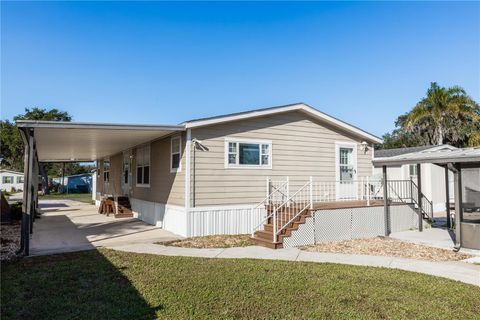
15;120;185;256
373;147;480;250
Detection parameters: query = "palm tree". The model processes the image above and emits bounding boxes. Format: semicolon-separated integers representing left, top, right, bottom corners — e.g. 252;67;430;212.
405;82;479;145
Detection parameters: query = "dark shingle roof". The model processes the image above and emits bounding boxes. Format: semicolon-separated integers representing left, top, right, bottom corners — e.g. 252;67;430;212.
374;146;438;158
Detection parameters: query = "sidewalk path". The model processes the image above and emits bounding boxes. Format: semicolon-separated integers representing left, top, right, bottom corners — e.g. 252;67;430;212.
108;243;480;287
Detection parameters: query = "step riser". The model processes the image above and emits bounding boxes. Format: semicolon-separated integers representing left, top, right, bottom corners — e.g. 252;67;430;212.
252;210;311;249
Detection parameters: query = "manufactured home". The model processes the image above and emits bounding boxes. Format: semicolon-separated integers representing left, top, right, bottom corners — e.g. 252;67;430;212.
93;103;381;237
15;103;480;253
0;169;24;192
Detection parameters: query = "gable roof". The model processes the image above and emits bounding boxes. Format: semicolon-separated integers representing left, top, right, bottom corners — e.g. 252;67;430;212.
374;145;457;159
183;103;382;144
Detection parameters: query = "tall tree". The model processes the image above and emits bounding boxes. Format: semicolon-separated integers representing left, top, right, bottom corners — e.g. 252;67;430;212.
405;82;479;146
378;83;480;149
1;108;74;194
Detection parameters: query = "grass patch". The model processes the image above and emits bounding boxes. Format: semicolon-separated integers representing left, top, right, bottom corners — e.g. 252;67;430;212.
2;249;480;319
39;193;93;204
158;234;255;248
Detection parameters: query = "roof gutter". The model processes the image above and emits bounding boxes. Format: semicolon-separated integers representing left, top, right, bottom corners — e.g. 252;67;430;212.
16;120;186;131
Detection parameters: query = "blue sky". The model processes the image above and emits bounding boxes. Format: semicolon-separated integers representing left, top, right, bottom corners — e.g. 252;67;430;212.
2;1;479;137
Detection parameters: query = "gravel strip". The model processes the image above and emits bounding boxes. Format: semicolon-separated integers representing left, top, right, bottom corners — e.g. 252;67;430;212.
301;237;472;262
1;222;21;262
159;234;255;249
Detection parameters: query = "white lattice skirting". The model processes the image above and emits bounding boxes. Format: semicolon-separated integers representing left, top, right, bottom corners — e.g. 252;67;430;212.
283;204;419;248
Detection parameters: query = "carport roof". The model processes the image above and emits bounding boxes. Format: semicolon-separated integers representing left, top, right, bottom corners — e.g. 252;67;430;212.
16;120;185;162
372;146;480;167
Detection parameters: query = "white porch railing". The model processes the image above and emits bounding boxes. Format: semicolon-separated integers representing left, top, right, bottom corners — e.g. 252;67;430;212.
273;179;313;242
251;179;289;236
310;178;383;204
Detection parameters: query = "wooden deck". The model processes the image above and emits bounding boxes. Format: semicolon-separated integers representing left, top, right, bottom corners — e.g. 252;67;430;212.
312;200;385;210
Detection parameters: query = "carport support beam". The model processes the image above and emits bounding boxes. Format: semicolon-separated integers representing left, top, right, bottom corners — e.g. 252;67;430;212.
453;163;463;249
445;166;451;229
382;166;389;236
417;163;423;232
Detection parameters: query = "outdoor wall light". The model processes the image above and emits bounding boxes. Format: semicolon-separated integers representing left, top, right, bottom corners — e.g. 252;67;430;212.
361;141;369;154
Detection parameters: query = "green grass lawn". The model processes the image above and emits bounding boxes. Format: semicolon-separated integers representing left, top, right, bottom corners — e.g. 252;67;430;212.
39;192;93;204
2;249;479;320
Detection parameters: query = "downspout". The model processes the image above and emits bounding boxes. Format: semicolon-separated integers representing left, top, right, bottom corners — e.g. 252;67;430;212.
193;142;196;207
185;129;192;237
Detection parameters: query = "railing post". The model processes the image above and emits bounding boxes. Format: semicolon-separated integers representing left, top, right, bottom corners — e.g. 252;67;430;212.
366;176;370;206
273;209;277;243
266;176;270;200
251;207;255;237
309;176;313;209
286;176;290;206
417;163;423;232
382;166;390;236
410;176;413;203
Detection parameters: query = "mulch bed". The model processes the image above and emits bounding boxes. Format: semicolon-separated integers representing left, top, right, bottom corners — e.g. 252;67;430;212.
301;236;473;262
1;221;21;262
159;234;255;249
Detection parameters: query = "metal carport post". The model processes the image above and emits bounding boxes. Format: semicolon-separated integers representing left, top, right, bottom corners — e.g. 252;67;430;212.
17;127;39;256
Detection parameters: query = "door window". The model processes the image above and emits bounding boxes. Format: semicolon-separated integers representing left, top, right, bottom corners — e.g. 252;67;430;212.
339;148;354;181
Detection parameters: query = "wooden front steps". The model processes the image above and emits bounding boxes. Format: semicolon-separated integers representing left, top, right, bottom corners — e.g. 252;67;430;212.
115;196;133;218
251;208;312;249
99;196;133;218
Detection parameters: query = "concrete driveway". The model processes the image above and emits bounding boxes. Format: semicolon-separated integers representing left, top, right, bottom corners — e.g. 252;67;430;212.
31;199;181;256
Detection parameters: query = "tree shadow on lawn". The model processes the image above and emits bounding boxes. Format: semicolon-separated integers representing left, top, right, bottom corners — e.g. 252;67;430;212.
0;250;161;320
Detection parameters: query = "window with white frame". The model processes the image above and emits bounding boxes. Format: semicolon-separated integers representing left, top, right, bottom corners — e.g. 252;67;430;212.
136;145;150;186
2;176;13;184
17;176;24;184
226;139;272;168
103;160;110;182
170;136;182;172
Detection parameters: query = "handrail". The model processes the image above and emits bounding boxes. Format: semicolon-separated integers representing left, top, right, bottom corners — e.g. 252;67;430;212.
273;180;312;241
250;180;289;236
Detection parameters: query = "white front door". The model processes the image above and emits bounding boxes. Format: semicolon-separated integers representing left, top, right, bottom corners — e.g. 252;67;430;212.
336;144;357;200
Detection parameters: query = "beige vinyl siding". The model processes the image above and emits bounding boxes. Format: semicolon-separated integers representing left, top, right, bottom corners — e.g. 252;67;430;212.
132;133;186;206
190;111;374;206
96;153;122;196
109;153;123;195
96;133;186;206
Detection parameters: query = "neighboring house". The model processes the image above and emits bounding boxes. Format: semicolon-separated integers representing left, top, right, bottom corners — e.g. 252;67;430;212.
373;145;480;213
52;173;94;193
93;103;381;236
0;169;24;192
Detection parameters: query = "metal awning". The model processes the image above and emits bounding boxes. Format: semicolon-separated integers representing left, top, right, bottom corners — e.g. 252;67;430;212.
373;147;480;167
16;120;185;162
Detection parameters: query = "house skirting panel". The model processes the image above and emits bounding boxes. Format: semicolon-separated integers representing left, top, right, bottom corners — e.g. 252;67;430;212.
130;198;187;237
186;205;266;237
283;204;419;248
113;199;266;238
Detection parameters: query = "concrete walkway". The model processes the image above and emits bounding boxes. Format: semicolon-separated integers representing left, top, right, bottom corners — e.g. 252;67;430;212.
111;243;480;287
32;199;479;287
390;228;480;256
32;199;180;256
